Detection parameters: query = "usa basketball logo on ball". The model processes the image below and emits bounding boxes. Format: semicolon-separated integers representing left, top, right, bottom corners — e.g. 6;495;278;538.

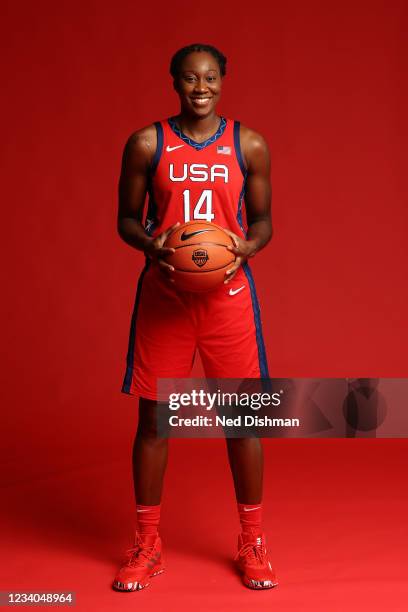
164;221;236;292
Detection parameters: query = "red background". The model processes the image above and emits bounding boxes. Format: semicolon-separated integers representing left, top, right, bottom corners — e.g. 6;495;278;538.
1;0;407;610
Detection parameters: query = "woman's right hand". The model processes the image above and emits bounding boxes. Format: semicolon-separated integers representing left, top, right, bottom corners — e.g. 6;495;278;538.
144;222;180;280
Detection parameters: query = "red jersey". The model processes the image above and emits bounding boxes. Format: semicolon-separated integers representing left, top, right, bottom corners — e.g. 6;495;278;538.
145;116;247;238
121;115;270;399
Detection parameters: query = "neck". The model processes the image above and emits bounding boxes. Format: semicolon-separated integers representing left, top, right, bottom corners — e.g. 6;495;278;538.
176;111;221;142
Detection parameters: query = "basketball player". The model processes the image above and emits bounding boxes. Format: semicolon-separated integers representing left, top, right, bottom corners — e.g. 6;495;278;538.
114;43;277;591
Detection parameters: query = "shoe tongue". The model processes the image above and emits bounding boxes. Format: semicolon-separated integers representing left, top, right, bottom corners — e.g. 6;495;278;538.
242;530;263;547
136;532;157;547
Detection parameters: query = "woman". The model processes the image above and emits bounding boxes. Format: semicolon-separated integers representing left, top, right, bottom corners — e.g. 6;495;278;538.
114;43;277;591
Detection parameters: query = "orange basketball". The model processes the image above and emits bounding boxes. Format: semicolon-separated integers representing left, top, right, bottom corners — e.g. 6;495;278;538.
164;221;236;292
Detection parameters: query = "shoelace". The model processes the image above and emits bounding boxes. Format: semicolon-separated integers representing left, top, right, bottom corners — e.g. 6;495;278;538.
235;541;266;566
125;537;155;568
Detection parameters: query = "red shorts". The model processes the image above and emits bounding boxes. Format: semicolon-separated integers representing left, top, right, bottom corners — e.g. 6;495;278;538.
121;261;269;400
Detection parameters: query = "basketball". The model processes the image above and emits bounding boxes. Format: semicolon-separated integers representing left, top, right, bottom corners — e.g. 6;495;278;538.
163;221;236;292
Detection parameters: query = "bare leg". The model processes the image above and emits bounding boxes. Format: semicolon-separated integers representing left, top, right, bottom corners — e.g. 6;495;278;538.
225;437;263;504
132;398;169;505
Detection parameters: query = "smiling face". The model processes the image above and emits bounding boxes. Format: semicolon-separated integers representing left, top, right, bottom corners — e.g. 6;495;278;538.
174;51;222;118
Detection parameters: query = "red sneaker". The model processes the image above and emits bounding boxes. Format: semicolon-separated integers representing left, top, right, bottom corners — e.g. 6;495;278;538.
112;532;164;592
235;531;278;589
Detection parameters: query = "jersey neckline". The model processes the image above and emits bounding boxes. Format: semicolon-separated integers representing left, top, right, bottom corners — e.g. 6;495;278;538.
167;116;227;151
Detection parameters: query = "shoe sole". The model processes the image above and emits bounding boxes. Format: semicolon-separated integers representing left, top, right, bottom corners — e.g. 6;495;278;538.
243;576;279;590
112;567;165;592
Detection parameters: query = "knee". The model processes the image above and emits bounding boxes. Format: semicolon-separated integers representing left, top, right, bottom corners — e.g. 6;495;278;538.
134;425;168;456
136;398;170;443
136;417;160;440
227;437;248;448
226;437;262;451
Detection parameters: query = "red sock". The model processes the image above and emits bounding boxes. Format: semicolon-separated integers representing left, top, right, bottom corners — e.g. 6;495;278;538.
237;502;262;536
136;504;161;536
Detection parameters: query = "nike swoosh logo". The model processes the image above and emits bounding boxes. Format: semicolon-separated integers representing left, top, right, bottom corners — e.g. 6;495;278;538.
229;285;245;296
243;505;260;511
166;144;184;152
180;229;215;241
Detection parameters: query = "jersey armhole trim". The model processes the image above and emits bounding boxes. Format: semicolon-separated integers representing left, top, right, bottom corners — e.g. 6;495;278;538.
233;121;247;178
150;121;163;175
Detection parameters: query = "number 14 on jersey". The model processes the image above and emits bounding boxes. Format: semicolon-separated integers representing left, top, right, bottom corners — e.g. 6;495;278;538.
183;189;215;223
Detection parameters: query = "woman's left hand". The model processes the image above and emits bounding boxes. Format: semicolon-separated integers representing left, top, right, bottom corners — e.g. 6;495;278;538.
223;230;257;284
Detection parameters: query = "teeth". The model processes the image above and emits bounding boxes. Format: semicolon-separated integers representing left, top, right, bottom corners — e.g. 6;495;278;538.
192;98;210;105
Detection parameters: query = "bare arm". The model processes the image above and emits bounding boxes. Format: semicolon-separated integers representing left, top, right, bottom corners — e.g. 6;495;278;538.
117;126;156;252
241;126;272;255
224;126;272;282
117;126;178;273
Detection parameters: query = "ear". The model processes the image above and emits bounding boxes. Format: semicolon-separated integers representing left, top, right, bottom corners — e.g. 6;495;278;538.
173;78;180;93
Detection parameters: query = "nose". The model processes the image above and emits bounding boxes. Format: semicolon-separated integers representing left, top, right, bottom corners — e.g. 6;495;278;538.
194;77;208;93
